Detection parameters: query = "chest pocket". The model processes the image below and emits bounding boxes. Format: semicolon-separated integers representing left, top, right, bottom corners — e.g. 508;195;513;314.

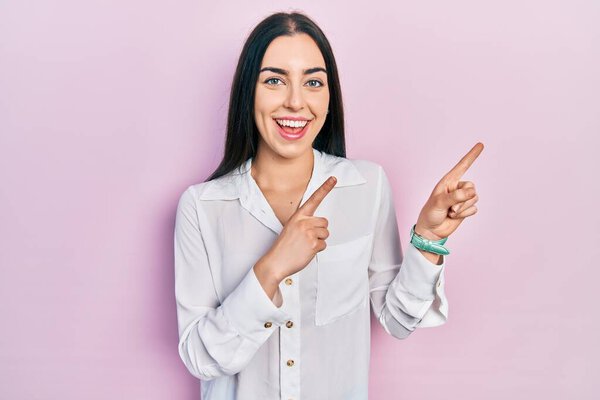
314;232;374;326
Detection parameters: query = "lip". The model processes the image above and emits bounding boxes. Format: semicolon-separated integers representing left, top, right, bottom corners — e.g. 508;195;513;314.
273;116;311;121
273;118;311;141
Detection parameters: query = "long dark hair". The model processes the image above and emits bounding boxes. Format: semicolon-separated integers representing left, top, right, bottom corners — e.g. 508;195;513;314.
205;11;346;182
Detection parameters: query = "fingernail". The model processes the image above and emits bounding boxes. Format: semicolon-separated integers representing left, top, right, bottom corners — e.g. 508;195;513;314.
329;176;336;184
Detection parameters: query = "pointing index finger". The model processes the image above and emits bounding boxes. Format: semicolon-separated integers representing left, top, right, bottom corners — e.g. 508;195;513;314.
444;142;484;181
298;176;337;216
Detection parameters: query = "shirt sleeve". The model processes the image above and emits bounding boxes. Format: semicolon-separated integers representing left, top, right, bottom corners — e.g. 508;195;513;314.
368;166;449;339
174;186;291;381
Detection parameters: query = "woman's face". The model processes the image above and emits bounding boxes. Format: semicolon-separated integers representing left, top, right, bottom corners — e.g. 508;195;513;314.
254;33;330;158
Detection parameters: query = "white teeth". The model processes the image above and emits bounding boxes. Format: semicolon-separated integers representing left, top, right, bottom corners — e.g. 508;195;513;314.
275;119;308;128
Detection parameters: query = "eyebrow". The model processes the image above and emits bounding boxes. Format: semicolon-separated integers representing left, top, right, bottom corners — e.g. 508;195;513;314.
259;66;327;75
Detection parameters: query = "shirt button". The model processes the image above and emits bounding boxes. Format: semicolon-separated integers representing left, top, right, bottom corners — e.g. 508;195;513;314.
286;320;293;328
286;359;294;367
264;322;272;328
437;281;441;288
285;278;293;285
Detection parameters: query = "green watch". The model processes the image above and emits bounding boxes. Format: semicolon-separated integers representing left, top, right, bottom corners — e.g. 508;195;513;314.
409;224;450;256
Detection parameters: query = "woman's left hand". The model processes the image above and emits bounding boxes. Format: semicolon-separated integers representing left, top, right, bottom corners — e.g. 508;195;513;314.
415;142;484;240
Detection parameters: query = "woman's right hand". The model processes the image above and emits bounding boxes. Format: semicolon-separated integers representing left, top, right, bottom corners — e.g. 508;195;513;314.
256;175;337;283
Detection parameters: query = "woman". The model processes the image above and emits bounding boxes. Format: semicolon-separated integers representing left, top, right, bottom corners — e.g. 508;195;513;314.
174;11;483;400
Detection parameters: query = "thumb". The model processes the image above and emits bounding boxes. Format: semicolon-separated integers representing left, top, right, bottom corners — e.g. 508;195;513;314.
445;187;476;209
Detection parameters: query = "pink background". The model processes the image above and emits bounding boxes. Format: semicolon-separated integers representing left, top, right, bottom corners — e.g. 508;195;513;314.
1;1;598;399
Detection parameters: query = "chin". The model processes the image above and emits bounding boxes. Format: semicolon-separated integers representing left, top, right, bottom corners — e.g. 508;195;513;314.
265;136;315;159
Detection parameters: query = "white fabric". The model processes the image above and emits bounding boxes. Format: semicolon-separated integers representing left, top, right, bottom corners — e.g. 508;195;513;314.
174;147;448;400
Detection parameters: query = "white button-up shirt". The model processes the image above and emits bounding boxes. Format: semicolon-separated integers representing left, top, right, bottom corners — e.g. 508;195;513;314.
174;147;448;400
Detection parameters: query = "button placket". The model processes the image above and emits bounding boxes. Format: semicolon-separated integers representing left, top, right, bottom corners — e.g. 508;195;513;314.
280;272;301;400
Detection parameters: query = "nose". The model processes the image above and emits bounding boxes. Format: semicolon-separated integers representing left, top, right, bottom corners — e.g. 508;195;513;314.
283;82;304;111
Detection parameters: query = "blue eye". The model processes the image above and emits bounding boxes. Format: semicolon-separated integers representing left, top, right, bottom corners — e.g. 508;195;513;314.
265;77;283;85
307;79;324;88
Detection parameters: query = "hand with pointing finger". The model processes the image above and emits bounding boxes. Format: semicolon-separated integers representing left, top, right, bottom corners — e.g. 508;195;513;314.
415;142;484;241
259;175;337;282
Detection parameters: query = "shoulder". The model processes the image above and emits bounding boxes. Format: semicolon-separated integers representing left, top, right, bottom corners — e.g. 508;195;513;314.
348;157;383;177
323;152;385;184
179;168;242;204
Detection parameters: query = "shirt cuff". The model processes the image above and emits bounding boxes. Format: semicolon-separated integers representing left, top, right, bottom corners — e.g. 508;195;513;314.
399;242;445;297
220;267;292;344
387;242;445;320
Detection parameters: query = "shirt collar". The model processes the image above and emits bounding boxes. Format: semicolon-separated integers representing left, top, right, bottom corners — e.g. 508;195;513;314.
199;147;366;201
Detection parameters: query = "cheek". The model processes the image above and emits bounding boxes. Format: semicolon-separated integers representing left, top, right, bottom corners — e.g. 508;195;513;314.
253;94;271;128
309;92;329;112
255;86;284;109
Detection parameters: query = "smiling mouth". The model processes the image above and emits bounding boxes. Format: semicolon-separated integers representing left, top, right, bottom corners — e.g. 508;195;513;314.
273;118;311;139
273;118;311;133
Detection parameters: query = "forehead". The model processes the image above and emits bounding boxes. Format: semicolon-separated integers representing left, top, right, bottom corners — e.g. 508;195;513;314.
260;33;325;70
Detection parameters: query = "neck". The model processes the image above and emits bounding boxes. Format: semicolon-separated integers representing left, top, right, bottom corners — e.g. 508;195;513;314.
251;146;314;192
